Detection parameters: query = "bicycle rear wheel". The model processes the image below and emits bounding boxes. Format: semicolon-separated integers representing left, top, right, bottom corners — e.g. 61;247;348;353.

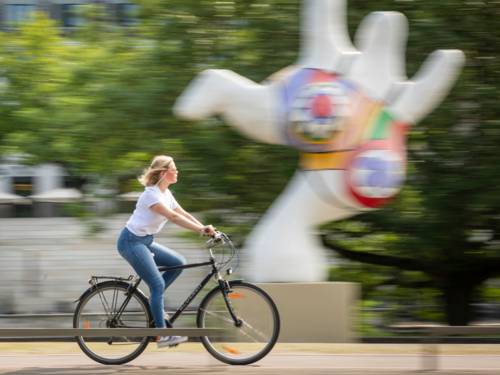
73;281;152;365
197;281;280;365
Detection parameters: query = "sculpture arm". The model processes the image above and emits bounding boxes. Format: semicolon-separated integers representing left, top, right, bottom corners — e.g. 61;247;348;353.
174;69;284;145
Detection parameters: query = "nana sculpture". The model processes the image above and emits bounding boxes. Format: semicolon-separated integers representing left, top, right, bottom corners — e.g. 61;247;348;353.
174;0;465;281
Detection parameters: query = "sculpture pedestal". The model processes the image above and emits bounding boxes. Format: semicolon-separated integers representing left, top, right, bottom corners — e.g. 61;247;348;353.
257;282;360;343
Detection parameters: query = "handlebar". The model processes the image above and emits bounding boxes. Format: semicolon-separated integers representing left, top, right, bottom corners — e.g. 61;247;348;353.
205;230;226;247
204;231;238;270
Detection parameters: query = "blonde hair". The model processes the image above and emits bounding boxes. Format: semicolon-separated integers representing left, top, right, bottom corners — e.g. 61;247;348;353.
138;155;174;186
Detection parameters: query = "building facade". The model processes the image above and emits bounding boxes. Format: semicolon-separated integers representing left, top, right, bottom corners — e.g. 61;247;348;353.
0;155;84;217
0;0;136;29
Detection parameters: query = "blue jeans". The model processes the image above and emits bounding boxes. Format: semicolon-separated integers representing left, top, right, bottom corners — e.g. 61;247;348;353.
117;227;187;328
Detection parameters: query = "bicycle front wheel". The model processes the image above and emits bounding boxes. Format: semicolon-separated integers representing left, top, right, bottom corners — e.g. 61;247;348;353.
73;281;152;365
197;281;280;365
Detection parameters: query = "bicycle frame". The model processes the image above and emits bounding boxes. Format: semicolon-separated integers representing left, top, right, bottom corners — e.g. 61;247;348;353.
108;248;237;329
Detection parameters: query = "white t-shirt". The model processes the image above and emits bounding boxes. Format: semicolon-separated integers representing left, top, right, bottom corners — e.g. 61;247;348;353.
126;186;179;236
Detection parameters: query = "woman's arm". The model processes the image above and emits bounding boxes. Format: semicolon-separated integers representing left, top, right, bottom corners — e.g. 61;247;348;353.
174;205;203;226
150;203;206;234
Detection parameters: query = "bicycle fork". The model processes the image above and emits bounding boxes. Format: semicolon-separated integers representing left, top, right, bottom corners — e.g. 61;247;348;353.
218;279;242;327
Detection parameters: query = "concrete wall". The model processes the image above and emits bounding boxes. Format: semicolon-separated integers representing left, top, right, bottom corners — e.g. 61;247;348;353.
258;282;360;343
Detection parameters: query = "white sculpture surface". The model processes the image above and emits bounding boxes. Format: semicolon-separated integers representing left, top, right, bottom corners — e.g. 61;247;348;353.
174;0;465;281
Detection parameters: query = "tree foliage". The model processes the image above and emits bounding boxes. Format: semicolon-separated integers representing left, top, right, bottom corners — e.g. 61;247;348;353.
323;0;500;325
0;1;499;325
0;3;298;210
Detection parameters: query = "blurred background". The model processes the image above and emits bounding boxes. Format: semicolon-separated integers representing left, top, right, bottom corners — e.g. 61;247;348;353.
0;0;500;338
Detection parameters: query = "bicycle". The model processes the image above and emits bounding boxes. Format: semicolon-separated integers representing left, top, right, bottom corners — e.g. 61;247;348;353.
73;231;280;365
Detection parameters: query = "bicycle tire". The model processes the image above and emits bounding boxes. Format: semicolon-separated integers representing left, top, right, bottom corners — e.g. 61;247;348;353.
73;280;152;365
196;280;280;365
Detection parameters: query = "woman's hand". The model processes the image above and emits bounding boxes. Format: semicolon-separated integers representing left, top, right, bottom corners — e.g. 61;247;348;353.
201;225;216;236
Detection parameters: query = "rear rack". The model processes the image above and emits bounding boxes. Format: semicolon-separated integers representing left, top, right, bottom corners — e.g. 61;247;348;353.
88;275;134;284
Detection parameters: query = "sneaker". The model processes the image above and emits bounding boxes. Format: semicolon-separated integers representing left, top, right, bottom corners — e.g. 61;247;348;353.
157;335;188;348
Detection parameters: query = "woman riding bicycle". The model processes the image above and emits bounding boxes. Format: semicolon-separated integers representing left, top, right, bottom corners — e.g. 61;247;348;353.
117;155;216;348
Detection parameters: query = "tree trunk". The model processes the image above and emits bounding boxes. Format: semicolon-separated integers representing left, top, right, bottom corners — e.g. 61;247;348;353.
442;281;477;326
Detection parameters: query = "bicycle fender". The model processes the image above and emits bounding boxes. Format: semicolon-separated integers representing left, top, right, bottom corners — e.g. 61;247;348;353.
73;280;147;303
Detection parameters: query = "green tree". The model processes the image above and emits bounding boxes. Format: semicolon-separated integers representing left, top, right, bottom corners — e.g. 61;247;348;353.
0;2;298;211
1;1;500;326
322;0;500;326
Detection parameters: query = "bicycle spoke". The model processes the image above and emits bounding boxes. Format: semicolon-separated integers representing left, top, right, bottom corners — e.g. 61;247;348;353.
96;289;113;318
199;308;237;325
239;319;269;342
201;304;269;342
111;287;119;315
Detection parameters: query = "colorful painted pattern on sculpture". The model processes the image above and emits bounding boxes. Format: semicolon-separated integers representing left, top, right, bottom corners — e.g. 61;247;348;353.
281;68;355;152
281;68;409;208
345;103;408;207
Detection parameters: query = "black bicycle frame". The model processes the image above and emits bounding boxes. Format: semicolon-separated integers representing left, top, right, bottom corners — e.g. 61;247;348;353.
111;257;231;328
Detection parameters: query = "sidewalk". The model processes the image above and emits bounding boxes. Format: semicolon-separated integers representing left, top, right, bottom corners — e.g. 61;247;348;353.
0;343;499;374
2;342;500;355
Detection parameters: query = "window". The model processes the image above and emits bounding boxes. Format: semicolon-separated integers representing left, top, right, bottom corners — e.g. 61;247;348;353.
13;176;32;197
61;4;84;27
116;3;137;26
5;4;36;27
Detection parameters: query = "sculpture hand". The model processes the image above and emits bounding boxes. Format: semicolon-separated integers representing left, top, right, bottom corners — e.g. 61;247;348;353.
174;0;465;144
